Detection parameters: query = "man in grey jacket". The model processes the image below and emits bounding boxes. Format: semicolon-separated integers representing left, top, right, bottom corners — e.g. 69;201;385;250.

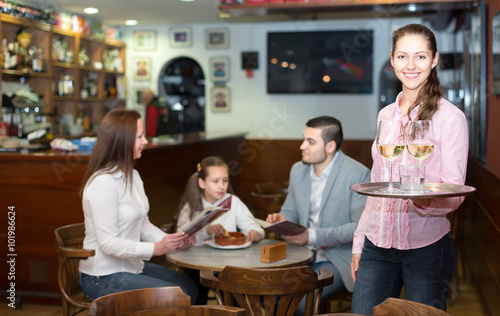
267;116;370;314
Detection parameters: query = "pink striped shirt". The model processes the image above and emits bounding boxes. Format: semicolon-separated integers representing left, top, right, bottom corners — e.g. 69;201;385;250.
353;93;469;252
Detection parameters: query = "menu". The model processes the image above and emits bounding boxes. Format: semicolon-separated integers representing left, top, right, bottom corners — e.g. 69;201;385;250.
181;195;233;236
182;207;229;236
250;217;307;236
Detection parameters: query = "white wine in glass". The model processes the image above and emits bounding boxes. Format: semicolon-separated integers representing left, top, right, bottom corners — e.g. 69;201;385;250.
406;120;435;164
376;120;404;193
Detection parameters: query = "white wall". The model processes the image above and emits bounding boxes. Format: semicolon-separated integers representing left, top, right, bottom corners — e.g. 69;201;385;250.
120;16;460;140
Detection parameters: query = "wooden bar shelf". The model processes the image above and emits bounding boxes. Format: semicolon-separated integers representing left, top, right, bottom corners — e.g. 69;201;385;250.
0;13;126;128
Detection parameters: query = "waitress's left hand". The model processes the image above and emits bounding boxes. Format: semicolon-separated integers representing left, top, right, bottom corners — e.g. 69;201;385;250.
246;230;263;242
410;198;431;208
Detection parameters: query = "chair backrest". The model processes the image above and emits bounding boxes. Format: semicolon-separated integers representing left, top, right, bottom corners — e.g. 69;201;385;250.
200;265;334;316
251;192;284;219
54;222;95;316
89;286;195;316
372;297;451;316
111;305;246;316
255;181;287;194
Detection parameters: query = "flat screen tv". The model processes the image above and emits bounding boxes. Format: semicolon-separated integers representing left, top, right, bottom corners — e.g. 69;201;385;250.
267;30;373;94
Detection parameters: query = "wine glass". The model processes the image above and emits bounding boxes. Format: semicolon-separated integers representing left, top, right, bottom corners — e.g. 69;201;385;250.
406;120;435;165
376;120;405;193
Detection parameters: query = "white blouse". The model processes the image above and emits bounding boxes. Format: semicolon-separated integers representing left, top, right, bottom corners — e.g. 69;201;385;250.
79;169;166;276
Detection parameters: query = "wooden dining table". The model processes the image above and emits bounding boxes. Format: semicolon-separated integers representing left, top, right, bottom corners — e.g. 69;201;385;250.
166;239;313;271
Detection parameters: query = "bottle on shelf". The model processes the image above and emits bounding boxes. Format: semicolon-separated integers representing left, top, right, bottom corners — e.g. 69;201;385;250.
31;47;40;71
88;72;98;97
78;48;90;67
27;46;37;69
76;103;83;128
9;108;21;137
63;71;74;97
2;39;9;69
57;71;65;96
13;42;21;70
52;37;68;63
83;107;92;133
80;78;89;99
105;76;116;98
8;42;18;70
32;47;46;72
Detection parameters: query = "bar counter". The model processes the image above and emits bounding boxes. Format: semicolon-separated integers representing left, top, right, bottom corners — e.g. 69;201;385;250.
0;131;246;299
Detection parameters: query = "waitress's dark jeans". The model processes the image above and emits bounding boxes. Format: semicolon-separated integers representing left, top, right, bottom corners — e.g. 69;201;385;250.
80;261;198;303
351;232;455;315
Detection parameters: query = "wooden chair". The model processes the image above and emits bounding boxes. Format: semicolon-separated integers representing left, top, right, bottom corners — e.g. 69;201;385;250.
372;297;451;316
110;305;246;316
255;181;287;195
89;286;189;315
200;265;334;316
320;291;352;313
89;286;245;316
251;192;283;219
55;223;95;316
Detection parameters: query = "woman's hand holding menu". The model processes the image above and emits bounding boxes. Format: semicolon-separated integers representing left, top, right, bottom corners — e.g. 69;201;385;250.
154;232;188;255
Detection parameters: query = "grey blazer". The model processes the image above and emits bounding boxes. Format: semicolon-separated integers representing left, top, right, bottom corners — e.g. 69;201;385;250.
280;150;370;292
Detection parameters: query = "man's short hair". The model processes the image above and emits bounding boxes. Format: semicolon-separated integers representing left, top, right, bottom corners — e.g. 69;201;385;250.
306;116;343;149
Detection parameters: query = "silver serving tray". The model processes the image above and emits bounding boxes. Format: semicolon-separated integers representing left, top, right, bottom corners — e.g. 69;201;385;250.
350;182;476;198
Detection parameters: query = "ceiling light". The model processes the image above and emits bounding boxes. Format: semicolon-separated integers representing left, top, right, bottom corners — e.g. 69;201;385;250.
83;7;99;14
125;20;138;26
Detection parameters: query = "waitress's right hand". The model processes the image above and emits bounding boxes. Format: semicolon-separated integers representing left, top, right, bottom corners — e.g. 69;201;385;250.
154;232;188;255
351;253;361;283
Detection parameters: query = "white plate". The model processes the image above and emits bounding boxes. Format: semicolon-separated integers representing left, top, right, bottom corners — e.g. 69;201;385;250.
203;239;252;250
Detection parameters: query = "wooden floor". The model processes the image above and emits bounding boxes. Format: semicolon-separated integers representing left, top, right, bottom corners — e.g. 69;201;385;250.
0;275;486;316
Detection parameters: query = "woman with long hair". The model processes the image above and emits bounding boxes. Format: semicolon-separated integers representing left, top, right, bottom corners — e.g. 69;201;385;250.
79;109;198;302
351;24;468;314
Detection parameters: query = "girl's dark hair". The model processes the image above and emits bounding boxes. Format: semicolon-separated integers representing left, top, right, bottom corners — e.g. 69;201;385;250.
174;156;234;228
391;23;442;121
80;109;140;195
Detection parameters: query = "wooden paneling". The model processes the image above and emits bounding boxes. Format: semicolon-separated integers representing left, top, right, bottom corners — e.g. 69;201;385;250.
238;139;373;207
463;156;500;316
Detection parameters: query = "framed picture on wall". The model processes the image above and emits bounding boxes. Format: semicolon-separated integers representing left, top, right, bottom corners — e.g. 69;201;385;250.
134;31;156;51
133;57;151;81
134;88;147;106
210;57;229;82
169;27;192;48
205;28;229;49
212;86;230;112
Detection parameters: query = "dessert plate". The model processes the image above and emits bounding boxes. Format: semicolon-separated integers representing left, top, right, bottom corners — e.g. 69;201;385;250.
203;239;252;250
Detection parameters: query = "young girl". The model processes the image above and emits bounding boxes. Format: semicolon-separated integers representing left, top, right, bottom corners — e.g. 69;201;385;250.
350;24;468;314
174;156;264;304
175;156;264;244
